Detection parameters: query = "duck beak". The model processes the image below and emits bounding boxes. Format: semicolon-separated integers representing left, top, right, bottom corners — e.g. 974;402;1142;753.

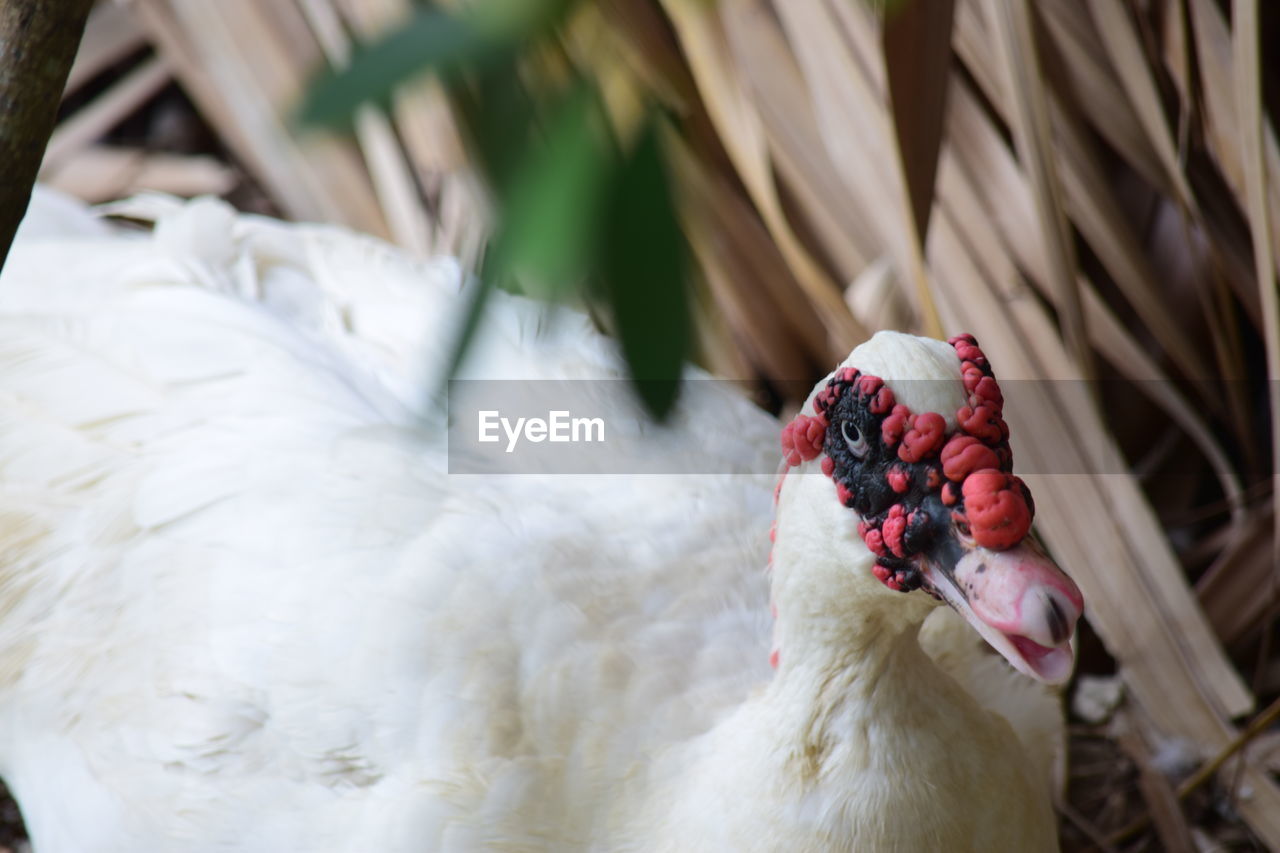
921;536;1083;684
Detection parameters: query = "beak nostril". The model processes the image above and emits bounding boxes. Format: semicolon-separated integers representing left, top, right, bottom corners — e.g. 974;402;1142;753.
1044;594;1070;646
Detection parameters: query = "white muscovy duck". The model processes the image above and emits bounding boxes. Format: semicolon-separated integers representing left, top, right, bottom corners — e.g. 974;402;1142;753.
0;189;1082;851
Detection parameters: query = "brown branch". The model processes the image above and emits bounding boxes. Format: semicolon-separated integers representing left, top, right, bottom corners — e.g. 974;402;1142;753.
1104;693;1280;847
0;0;96;273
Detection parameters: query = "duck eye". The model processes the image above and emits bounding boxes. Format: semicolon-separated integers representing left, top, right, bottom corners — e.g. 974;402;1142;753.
842;420;868;458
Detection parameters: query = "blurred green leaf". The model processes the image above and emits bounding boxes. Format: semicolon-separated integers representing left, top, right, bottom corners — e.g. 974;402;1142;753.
869;0;913;15
298;0;580;128
600;116;690;420
450;65;539;196
299;9;491;127
487;81;614;300
440;268;496;384
304;0;691;423
437;81;612;399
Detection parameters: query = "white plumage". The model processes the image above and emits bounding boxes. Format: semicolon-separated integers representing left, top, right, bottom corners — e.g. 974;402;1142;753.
0;190;1075;851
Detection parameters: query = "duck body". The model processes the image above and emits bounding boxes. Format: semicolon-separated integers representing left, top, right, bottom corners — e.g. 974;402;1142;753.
0;191;1072;851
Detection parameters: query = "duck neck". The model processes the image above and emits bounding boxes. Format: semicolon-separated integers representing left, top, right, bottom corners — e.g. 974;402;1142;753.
765;466;942;748
766;585;940;761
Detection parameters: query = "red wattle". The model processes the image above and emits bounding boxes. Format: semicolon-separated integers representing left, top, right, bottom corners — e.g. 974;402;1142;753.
781;413;827;466
899;411;945;462
881;404;910;447
882;504;907;557
940;434;1000;482
961;469;1031;549
957;404;1005;445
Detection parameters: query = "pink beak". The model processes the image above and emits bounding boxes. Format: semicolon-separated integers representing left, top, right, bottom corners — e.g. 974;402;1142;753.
925;538;1084;684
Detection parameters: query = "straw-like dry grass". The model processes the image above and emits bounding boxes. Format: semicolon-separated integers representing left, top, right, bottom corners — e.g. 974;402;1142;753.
35;0;1280;849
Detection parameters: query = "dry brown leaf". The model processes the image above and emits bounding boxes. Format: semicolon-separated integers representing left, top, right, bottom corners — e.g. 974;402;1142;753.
297;0;433;255
669;137;829;384
1114;710;1198;853
1051;94;1209;383
722;1;874;284
878;0;952;337
1033;0;1167;195
662;0;863;357
65;1;148;95
333;0;488;266
983;0;1089;377
771;0;932;328
881;0;955;245
42;56;171;175
1186;0;1280;293
1084;0;1197;214
130;0;390;237
1198;508;1277;647
1230;0;1280;655
942;73;1241;515
43;145;235;201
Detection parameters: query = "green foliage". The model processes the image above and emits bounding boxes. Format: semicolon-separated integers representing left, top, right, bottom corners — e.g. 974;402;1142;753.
449;66;539;197
485;82;614;302
867;0;913;16
599;118;689;419
300;0;692;421
298;0;577;128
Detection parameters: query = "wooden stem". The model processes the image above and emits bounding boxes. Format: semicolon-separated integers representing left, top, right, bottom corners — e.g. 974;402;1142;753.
0;0;96;272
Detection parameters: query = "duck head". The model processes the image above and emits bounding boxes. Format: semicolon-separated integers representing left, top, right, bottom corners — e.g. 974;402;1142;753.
773;330;1083;684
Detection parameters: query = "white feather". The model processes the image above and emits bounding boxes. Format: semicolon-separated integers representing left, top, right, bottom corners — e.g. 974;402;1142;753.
0;190;1063;851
